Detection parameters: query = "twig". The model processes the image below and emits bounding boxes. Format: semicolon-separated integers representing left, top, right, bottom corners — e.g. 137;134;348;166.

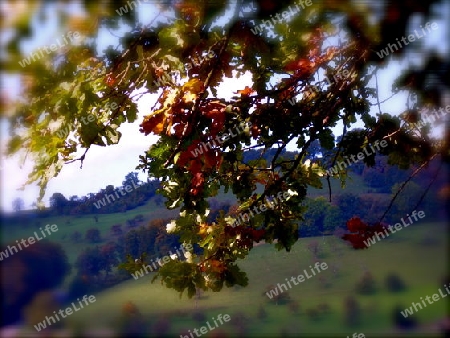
378;153;437;222
374;69;382;115
370;92;398;106
410;157;443;212
65;148;89;169
325;112;349;201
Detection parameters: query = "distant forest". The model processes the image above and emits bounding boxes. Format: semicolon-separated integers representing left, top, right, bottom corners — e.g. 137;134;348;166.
7;143;447;222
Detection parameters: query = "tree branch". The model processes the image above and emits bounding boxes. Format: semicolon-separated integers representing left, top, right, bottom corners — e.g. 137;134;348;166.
378;153;438;222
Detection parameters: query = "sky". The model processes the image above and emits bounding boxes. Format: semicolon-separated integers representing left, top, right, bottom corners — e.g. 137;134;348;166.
0;0;448;212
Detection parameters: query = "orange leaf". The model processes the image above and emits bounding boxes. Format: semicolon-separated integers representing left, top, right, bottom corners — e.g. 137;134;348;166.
236;86;254;96
140;113;164;135
210;259;225;273
105;73;116;87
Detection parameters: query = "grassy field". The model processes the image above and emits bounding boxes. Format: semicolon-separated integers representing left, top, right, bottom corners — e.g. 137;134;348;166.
2;176;447;336
59;220;448;337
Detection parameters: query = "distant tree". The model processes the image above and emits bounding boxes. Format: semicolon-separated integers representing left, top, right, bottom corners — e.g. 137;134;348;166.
153;316;171;337
336;193;363;221
12;197;25;212
305;308;321;321
288;300;300;314
119;301;148;337
126;218;137;228
122;172;141;189
110;224;123;236
192;311;206;323
75;246;104;277
323;205;345;233
305;139;323;159
102;185;120;213
117;219;181;265
153;222;180;254
67;195;82;215
1;241;70;326
362;157;390;190
299;197;330;236
121;229;141;258
385;273;407;292
134;214;144;222
355;271;377;295
67;275;92;301
318;275;332;289
317;303;331;315
392;305;417;329
69;195;79;202
230;312;249;336
99;242;120;275
359;194;390;223
49;192;68;214
136;226;155;255
264;285;291;305
343;296;361;327
85;228;102;243
257;305;268;320
70;231;83;243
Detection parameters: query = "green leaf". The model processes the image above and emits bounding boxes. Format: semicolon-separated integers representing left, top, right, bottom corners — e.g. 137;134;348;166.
318;129;335;150
7;136;23;154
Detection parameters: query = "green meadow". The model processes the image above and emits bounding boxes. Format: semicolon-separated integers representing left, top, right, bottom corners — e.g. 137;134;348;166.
61;220;448;337
2;175;447;336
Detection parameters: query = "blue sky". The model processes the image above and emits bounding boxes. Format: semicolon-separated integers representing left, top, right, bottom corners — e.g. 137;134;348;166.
0;1;448;212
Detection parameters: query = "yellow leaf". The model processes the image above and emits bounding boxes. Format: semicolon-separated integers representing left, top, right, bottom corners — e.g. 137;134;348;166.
183;92;197;102
182;78;204;93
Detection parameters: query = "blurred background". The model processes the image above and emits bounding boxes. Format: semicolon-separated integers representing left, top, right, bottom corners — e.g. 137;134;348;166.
1;0;449;337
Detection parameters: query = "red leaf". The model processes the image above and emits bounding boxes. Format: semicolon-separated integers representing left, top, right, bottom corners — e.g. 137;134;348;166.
284;58;313;72
252;229;265;242
190;172;204;196
346;217;367;232
342;218;389;249
342;233;367;249
203;108;225;137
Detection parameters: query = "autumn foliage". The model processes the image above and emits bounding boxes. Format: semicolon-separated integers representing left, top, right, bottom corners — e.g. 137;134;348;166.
3;0;447;297
341;217;388;249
